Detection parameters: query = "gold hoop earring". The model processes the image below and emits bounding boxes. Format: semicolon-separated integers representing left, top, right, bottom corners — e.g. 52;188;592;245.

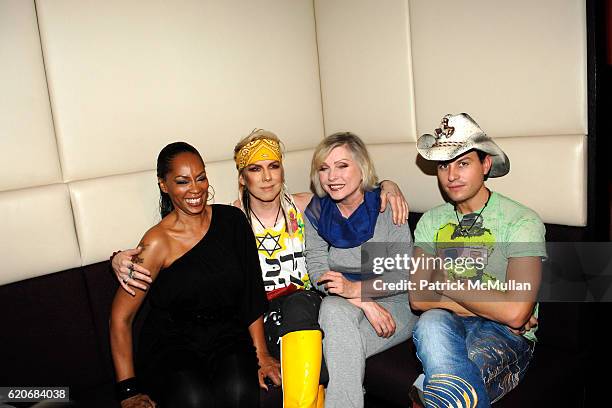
207;185;216;202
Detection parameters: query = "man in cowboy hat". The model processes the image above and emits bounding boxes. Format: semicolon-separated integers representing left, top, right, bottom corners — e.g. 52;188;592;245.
408;113;546;408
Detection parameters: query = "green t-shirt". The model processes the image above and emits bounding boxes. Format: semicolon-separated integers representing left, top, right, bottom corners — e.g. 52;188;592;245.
414;191;546;341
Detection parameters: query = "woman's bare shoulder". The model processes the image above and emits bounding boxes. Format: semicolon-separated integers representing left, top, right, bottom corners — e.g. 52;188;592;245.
136;222;171;260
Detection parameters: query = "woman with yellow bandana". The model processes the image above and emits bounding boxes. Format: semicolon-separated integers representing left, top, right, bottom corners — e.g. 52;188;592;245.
111;129;409;408
230;129;408;408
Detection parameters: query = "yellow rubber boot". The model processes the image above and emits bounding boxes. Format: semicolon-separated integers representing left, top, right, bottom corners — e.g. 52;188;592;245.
281;330;323;408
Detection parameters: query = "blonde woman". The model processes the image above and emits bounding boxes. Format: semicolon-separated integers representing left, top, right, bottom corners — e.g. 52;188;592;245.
304;132;418;408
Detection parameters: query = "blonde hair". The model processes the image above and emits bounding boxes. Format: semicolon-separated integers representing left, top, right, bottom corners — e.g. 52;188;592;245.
310;132;378;197
234;129;297;236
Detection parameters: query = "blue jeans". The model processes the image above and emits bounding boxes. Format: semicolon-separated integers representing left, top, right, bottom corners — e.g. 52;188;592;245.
413;309;534;407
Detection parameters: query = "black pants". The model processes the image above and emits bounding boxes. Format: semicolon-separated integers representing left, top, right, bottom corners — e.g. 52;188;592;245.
263;289;328;384
143;348;260;408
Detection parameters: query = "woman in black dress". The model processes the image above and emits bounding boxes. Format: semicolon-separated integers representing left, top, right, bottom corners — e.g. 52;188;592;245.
110;142;275;408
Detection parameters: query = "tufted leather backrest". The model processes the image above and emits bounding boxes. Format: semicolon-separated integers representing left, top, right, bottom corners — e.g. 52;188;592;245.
0;0;587;287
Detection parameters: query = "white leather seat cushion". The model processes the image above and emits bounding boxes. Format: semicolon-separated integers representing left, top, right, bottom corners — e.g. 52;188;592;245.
0;0;61;192
315;0;417;143
409;0;586;137
69;149;318;266
36;0;324;182
0;184;81;285
70;171;161;266
368;135;586;227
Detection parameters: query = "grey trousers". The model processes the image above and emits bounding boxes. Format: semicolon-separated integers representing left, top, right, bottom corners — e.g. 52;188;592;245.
318;294;418;408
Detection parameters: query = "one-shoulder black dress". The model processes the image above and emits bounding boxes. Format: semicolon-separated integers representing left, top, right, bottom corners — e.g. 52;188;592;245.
136;205;268;405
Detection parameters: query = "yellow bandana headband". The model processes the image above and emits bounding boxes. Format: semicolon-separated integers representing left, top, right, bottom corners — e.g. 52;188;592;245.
235;137;282;171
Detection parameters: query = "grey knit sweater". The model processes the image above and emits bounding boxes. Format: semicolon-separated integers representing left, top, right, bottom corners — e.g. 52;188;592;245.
304;206;413;297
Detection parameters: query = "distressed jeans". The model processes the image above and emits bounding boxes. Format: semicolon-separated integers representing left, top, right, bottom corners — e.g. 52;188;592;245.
413;309;534;408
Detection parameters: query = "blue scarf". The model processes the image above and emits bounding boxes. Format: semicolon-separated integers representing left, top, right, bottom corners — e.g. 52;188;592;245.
305;188;381;249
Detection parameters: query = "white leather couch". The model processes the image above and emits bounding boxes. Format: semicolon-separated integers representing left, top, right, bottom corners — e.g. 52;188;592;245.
0;1;589;406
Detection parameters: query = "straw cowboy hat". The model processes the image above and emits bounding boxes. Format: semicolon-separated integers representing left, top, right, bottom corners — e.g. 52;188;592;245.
416;113;510;178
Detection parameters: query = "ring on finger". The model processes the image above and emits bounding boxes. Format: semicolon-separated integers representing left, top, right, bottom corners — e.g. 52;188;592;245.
128;264;135;280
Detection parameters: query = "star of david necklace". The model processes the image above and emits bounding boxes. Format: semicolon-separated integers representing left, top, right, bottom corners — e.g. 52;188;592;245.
454;189;491;237
251;204;282;230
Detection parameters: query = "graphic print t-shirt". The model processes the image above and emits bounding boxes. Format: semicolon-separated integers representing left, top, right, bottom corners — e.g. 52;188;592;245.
414;192;546;341
253;204;311;292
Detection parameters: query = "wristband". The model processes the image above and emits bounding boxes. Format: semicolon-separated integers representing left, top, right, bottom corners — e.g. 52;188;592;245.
115;377;141;401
